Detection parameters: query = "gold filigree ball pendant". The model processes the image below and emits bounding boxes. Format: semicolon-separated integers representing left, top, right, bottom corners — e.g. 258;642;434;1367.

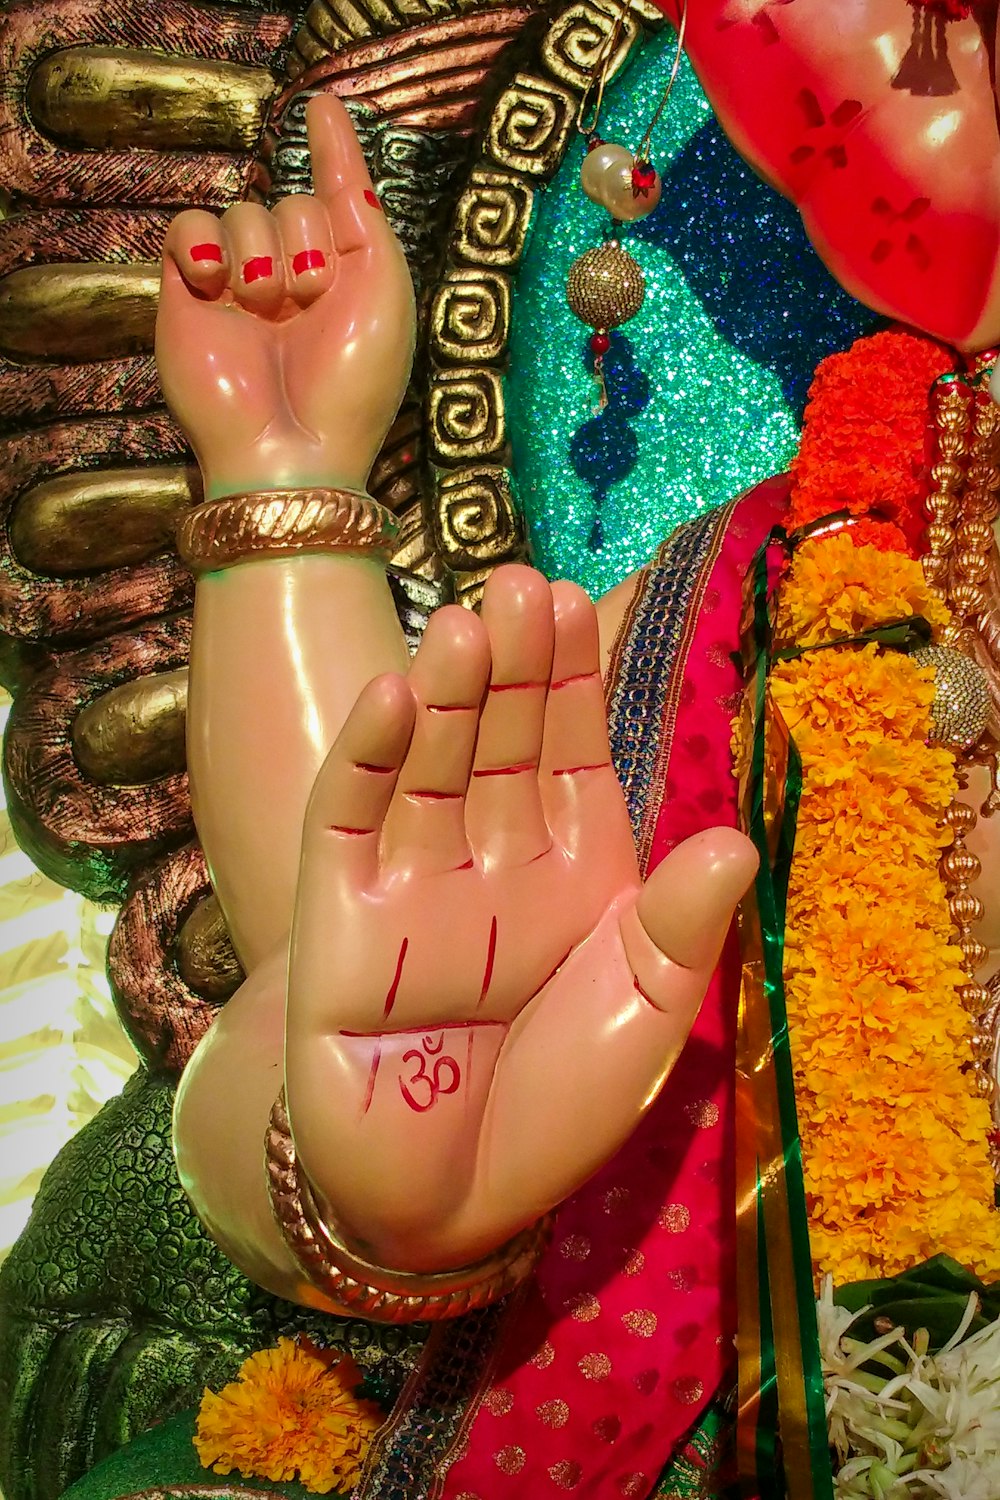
910;644;991;751
566;239;645;409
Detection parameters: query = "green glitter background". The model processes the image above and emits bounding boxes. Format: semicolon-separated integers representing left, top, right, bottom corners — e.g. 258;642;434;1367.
507;38;879;596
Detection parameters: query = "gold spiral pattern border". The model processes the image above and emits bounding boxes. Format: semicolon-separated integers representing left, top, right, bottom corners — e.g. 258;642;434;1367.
424;0;665;607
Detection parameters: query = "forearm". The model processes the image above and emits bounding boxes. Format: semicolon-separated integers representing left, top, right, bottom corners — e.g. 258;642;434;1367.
188;553;410;969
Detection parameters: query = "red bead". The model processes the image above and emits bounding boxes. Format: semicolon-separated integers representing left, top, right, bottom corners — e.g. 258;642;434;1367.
590;332;611;355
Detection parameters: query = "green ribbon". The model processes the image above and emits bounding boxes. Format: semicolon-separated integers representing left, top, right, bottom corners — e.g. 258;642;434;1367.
739;526;834;1498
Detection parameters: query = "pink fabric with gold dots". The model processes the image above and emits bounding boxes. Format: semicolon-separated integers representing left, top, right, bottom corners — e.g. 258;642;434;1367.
442;478;789;1498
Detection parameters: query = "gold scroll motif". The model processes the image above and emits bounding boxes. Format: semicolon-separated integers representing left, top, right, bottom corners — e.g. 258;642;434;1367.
72;668;188;787
485;73;575;178
0;263;159;362
27;47;276;154
10;466;198;577
453;170;534;267
428;368;507;465
541;0;639;90
430;271;511;365
435;466;521;570
428;7;661;602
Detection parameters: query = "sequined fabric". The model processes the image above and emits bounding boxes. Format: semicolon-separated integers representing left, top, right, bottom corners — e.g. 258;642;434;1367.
506;40;876;597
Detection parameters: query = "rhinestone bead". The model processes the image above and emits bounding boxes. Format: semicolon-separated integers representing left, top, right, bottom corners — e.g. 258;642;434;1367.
567;241;645;330
910;644;991;751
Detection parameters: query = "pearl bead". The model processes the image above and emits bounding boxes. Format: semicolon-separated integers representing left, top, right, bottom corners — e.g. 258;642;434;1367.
580;143;661;223
580;143;634;206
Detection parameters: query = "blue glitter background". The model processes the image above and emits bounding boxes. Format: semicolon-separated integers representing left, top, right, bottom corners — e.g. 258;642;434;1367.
506;38;879;595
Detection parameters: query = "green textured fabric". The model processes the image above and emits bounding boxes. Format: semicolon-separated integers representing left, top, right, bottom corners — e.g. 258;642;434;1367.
59;1413;317;1500
0;1070;424;1500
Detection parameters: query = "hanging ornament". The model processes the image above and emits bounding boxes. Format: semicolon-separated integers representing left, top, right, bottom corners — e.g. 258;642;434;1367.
566;0;686;409
567;240;646;408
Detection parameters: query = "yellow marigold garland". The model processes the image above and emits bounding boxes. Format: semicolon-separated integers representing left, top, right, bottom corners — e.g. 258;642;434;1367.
194;1337;381;1494
770;337;1000;1284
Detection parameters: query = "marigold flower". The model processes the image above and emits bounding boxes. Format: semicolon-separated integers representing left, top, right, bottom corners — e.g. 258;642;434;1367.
194;1338;382;1494
766;520;999;1285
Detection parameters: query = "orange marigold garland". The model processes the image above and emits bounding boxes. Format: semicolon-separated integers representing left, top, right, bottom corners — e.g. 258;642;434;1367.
772;329;999;1285
194;1337;381;1494
791;329;956;555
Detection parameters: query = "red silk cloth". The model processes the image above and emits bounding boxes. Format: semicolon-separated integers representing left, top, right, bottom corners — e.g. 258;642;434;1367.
443;476;789;1500
648;0;1000;351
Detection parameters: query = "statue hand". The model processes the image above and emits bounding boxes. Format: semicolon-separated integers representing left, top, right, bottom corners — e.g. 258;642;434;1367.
155;96;415;498
285;565;757;1270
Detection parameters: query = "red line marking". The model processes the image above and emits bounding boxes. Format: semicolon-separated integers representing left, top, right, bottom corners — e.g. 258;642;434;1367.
292;248;326;274
452;858;475;871
633;974;658;1010
361;1038;382;1115
356;762;396;774
341;1018;507;1038
191;242;223;263
404;789;462;801
478;916;498;1008
489;680;546;693
473;762;536;778
364;189;383;211
551;671;599;690
328;824;373;836
527;844;552;865
551;762;611;776
242;255;273;283
383;937;408;1019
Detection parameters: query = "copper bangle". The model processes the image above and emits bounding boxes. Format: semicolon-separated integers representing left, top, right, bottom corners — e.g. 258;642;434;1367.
177;488;398;574
265;1090;548;1324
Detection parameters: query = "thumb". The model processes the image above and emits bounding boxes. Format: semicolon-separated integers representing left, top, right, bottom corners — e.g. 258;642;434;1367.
621;828;757;1012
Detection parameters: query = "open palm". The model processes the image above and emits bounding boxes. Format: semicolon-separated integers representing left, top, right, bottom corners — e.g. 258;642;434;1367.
285;565;757;1270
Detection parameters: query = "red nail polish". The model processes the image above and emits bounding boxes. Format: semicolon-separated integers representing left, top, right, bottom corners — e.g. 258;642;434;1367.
243;255;273;284
364;190;382;212
292;249;327;275
191;243;223;263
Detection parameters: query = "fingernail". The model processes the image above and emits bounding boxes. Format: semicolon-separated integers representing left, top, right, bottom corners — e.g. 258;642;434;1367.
363;190;382;212
292;249;327;275
191;243;223;264
243;256;273;284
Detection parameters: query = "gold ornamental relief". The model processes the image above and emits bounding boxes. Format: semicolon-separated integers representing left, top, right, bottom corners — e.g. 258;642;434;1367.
428;368;507;464
435;466;521;569
454;171;534;267
541;0;639;90
430;271;511;364
485;73;575;177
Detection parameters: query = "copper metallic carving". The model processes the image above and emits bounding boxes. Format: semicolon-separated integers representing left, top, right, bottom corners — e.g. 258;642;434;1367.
4;616;192;900
109;843;243;1075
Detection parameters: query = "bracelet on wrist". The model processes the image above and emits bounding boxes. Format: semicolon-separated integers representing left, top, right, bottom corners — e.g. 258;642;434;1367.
265;1090;549;1324
177;488;398;574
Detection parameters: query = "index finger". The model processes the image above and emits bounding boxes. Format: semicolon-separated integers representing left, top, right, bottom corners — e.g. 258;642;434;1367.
306;94;390;258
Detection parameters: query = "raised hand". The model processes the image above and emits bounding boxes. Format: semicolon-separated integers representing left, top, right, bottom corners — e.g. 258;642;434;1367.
285;565;757;1272
155;95;415;498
